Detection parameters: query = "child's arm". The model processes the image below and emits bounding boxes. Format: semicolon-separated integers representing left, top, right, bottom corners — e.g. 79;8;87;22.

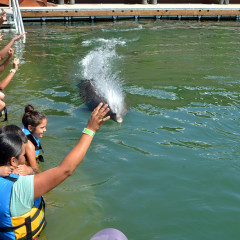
0;48;14;74
0;32;26;61
0;165;14;176
0;58;19;90
25;140;40;174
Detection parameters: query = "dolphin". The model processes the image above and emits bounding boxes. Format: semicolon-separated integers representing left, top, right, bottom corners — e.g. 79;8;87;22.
78;79;127;123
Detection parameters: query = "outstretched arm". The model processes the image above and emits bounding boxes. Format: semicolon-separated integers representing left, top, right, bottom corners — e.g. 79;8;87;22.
0;32;26;61
0;48;14;74
34;103;110;200
0;58;19;90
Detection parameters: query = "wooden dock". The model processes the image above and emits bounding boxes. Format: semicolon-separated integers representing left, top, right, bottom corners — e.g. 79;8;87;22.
3;4;240;22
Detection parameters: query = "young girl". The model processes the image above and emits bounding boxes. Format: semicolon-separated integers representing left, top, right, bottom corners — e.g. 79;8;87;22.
22;105;47;174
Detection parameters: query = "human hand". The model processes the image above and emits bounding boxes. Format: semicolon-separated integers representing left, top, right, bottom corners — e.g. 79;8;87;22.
8;48;14;58
86;103;110;133
12;58;19;71
0;11;6;23
0;33;2;41
0;166;14;177
13;32;27;42
13;164;34;176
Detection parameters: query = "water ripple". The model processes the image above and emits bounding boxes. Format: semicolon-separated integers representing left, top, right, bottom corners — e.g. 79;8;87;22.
117;140;151;155
159;140;212;149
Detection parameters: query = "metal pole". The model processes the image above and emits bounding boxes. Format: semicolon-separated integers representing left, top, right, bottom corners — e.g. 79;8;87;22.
15;0;26;41
12;0;19;33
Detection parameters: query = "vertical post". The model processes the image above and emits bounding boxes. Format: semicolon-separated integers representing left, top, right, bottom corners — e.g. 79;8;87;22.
12;0;19;33
142;0;148;4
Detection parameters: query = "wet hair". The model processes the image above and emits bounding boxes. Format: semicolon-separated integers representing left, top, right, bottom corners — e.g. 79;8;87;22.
0;133;23;166
0;125;28;144
22;104;46;131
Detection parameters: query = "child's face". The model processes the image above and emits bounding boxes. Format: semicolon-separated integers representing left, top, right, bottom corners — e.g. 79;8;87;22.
32;118;47;138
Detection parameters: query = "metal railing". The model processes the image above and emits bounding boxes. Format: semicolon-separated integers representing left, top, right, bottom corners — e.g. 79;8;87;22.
10;0;26;41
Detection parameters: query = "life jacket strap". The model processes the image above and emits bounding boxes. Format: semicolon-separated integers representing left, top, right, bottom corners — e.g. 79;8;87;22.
25;217;32;240
27;135;43;151
3;176;18;182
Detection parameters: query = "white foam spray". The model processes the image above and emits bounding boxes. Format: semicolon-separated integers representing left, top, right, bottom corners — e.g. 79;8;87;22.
80;38;127;120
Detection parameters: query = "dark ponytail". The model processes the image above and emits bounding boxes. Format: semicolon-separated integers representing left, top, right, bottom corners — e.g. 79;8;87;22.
22;104;46;130
0;133;22;166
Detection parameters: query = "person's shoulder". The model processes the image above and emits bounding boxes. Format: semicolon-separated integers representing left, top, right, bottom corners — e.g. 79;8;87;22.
17;175;34;186
26;139;35;150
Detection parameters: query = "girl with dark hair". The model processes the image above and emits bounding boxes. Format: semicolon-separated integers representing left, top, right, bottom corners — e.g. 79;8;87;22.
0;103;110;240
22;104;47;173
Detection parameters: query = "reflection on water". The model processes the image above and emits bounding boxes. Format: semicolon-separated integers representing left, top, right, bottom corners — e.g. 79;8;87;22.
0;20;239;240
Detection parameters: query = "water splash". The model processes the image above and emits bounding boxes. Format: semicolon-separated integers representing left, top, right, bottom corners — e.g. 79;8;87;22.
79;38;127;121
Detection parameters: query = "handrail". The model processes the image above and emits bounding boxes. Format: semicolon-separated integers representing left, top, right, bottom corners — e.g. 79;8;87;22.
10;0;26;41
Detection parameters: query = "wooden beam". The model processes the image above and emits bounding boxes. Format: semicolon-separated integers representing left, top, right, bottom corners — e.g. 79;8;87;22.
21;9;240;17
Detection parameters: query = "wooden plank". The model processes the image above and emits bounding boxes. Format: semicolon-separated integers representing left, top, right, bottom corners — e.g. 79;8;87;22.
21;9;240;17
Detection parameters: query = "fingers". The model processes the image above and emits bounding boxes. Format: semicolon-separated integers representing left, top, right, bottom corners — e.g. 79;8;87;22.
14;32;27;41
20;32;27;37
102;115;110;123
92;102;103;115
96;103;109;117
13;58;19;65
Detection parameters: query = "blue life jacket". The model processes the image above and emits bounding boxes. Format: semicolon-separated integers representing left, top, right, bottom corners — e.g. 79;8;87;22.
22;127;44;162
0;174;46;240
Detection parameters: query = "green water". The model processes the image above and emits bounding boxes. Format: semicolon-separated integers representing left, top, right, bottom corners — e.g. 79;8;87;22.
1;20;239;240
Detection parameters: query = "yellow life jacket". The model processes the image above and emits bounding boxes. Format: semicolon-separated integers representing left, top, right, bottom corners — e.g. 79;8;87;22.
11;197;46;240
0;175;46;240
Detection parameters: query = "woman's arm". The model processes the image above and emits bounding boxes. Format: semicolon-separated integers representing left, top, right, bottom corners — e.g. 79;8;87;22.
0;48;14;74
34;103;110;200
0;58;19;90
0;32;26;61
